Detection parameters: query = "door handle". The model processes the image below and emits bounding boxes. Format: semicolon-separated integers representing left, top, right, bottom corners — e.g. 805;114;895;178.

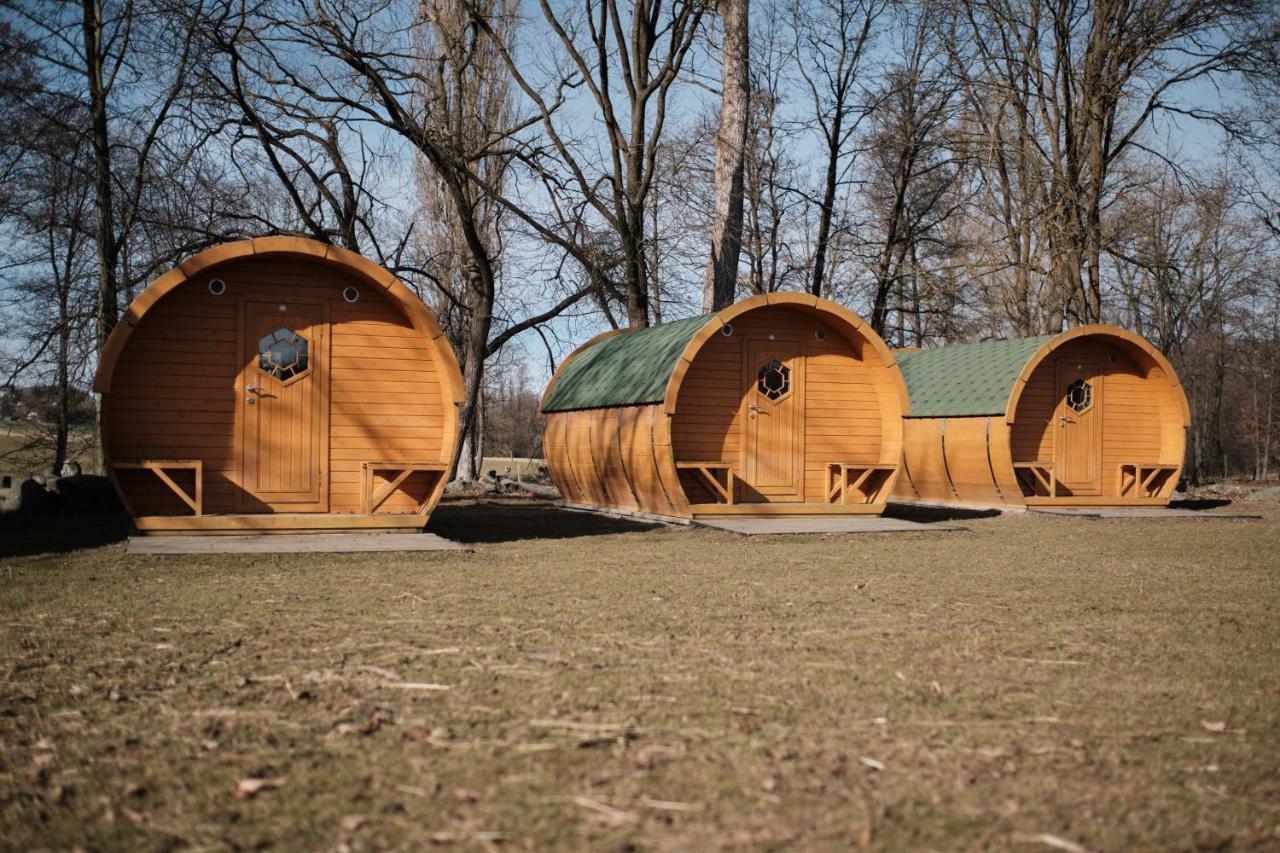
247;385;264;394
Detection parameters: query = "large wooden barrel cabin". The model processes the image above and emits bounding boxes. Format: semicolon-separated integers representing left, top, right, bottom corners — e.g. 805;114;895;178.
540;294;910;521
93;237;463;532
892;325;1190;509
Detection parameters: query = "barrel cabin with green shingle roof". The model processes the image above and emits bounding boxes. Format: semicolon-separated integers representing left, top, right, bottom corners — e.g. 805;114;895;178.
540;294;910;521
891;325;1190;509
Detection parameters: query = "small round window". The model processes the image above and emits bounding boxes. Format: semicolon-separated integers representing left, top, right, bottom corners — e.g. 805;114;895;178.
342;286;359;303
258;328;310;381
208;278;226;296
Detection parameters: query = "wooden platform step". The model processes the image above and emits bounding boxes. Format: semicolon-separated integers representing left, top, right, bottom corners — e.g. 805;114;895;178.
693;516;964;536
127;533;470;555
1029;508;1262;520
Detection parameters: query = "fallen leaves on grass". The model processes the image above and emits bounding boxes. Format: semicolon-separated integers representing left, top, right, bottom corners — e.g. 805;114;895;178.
637;797;703;813
1013;832;1088;852
235;778;285;799
572;796;637;828
527;718;639;747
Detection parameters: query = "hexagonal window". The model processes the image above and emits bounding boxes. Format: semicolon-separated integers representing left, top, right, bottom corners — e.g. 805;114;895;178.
258;328;309;381
757;359;791;402
1065;378;1092;413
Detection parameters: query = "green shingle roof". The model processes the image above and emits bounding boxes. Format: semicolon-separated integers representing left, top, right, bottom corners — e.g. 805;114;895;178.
897;335;1055;417
541;314;713;412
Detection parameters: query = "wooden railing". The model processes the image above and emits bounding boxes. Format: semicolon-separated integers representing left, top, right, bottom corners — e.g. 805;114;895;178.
825;462;897;505
361;462;449;515
112;460;203;516
1117;463;1178;499
675;462;737;505
1013;461;1056;498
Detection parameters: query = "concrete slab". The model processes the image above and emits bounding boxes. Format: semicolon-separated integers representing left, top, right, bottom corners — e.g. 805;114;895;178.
128;533;470;555
1029;508;1262;520
693;516;963;536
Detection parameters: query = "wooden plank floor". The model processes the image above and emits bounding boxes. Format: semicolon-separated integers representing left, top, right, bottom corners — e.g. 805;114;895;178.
1030;507;1263;520
692;516;963;536
127;533;470;555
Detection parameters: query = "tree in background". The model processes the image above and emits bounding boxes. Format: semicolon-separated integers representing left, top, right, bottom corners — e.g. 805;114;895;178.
474;0;706;328
704;0;751;312
791;0;885;298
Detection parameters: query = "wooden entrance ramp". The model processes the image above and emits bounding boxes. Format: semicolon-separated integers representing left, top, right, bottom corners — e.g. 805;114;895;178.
693;516;963;536
1029;507;1262;521
127;533;469;555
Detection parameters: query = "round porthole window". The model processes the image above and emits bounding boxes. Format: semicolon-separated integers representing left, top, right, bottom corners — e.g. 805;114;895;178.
814;328;826;341
342;286;359;303
208;278;226;296
720;324;734;336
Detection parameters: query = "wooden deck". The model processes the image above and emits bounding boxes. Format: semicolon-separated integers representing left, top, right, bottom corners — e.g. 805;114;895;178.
693;516;963;536
1029;507;1262;520
133;513;429;534
689;502;887;517
127;532;469;555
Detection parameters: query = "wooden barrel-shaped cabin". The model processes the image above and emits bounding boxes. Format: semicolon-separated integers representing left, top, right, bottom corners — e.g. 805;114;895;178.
93;236;463;532
540;294;910;521
892;325;1190;509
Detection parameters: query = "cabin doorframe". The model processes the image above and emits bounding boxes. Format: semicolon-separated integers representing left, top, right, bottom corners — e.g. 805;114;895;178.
1053;360;1103;495
234;298;331;513
740;335;806;502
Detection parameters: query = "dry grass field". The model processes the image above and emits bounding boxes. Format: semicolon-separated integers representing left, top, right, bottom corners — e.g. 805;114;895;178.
0;424;98;479
1;499;1277;851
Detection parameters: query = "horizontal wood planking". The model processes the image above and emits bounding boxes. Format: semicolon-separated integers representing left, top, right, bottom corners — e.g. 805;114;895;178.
672;309;899;506
898;336;1185;507
106;254;454;518
1011;339;1180;498
545;305;905;517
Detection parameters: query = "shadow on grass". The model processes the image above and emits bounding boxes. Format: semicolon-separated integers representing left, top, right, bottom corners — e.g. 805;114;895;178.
428;498;662;544
1170;498;1234;511
884;502;1003;523
0;513;131;559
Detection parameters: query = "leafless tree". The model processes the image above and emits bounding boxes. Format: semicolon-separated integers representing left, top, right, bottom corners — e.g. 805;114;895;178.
946;0;1273;325
470;0;706;327
791;0;886;298
704;0;750;311
858;2;966;340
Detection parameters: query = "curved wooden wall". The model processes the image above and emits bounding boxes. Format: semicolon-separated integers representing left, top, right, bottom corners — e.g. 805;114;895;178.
894;328;1189;508
543;404;690;519
543;295;907;519
98;238;462;520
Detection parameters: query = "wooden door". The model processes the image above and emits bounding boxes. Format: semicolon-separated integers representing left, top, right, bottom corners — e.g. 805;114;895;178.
237;301;329;511
743;338;805;501
1054;360;1102;494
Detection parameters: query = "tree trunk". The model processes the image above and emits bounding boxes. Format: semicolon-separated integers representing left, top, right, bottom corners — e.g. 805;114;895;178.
623;225;649;328
451;263;494;481
53;274;70;476
82;0;118;352
703;0;749;312
82;0;118;470
810;121;841;299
